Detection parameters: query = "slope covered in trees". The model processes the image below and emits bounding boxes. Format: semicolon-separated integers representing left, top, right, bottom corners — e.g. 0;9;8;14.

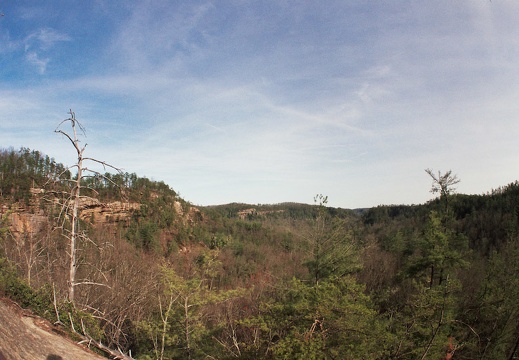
1;146;519;359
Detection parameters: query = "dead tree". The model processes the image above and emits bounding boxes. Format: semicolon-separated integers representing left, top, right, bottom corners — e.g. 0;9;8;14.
54;110;121;304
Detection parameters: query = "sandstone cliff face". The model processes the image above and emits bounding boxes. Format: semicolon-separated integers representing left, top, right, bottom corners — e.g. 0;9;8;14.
7;211;48;240
237;208;284;219
77;197;141;224
237;208;257;219
174;200;203;225
1;190;141;241
2;190;201;241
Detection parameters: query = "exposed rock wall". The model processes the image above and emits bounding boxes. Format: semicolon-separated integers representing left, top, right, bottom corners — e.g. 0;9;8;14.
1;191;141;241
77;198;141;224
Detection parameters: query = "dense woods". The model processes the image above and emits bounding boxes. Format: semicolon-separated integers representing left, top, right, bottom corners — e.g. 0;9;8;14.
1;146;519;359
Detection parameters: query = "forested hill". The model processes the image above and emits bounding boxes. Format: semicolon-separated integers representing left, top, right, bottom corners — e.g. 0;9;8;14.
2;146;519;359
0;146;179;204
363;181;519;254
204;201;355;220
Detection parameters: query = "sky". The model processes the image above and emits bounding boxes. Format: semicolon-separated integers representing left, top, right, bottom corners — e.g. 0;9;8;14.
1;1;519;209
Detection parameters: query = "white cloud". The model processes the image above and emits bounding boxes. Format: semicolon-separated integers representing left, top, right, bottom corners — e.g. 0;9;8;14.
21;28;70;73
24;52;49;74
24;28;70;51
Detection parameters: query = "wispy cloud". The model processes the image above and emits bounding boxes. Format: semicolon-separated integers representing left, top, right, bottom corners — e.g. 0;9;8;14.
24;52;48;74
107;1;215;72
22;28;70;73
0;31;21;54
24;28;70;51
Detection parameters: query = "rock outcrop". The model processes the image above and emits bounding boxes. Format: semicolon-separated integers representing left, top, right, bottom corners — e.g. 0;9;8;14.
77;198;141;224
1;191;141;242
0;298;106;360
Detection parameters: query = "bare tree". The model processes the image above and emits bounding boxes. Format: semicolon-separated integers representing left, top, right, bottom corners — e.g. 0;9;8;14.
54;110;121;304
15;223;46;287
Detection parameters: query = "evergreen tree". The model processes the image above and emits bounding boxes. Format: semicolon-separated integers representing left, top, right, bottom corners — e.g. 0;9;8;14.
303;194;360;285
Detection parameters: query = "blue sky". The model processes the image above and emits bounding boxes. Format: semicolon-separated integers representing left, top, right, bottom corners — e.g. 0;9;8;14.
1;1;518;208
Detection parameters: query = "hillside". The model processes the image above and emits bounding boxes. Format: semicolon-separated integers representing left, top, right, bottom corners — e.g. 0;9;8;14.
2;146;519;359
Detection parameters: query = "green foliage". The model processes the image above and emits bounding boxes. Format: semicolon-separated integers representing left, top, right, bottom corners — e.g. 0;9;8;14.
207;233;231;250
136;252;245;359
0;259;102;343
458;241;519;359
0;259;53;316
405;211;468;288
0;147;70;202
364;181;519;257
363;204;425;225
385;277;462;359
245;276;389;359
304;195;361;285
57;301;105;342
236;220;262;233
125;220;160;252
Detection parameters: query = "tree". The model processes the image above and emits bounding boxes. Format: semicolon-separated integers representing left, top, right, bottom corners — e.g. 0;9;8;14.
461;241;519;359
386;275;461;360
245;276;389;359
11;216;48;287
406;211;468;289
425;169;460;212
384;170;468;359
137;250;244;359
53;110;121;304
386;212;466;359
303;194;360;285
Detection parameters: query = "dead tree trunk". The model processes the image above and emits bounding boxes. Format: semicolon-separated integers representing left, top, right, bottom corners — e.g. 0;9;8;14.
55;111;84;303
69;117;82;304
55;110;120;305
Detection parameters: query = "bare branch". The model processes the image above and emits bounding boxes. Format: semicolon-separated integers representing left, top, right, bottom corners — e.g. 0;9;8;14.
83;159;123;173
74;319;133;360
73;281;112;289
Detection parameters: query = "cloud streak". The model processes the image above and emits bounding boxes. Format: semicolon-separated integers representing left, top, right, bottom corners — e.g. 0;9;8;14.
20;28;70;73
